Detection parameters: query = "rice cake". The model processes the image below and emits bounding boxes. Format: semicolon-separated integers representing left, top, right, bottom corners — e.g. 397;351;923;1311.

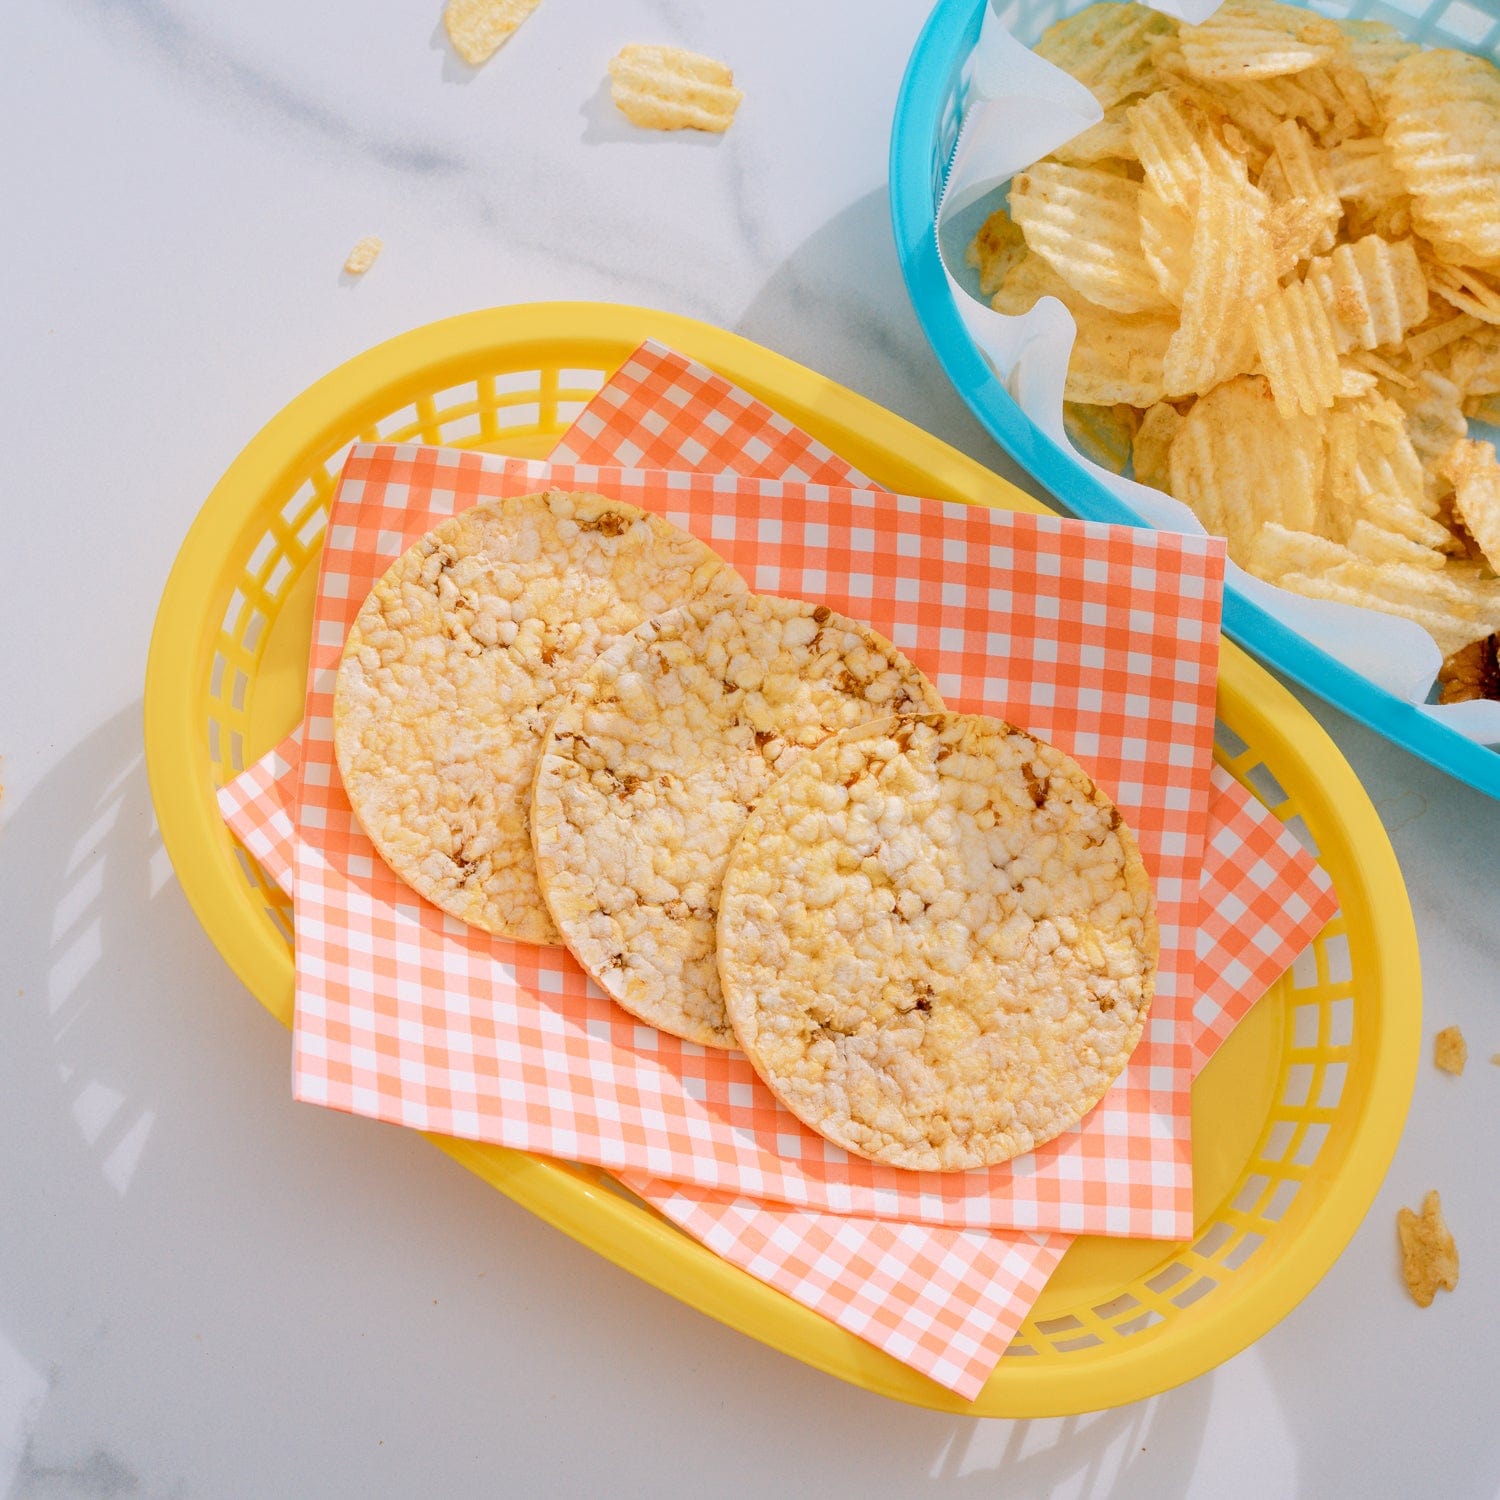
333;489;744;944
531;595;943;1047
717;712;1158;1171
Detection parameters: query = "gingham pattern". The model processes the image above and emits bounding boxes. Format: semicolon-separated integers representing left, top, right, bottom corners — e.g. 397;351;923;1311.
215;727;301;893
1192;785;1336;1069
220;344;1335;1398
553;341;873;485
291;443;1223;1236
225;740;1334;1399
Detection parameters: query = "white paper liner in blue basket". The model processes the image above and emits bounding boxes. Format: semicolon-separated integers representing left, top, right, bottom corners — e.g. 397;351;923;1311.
934;0;1500;744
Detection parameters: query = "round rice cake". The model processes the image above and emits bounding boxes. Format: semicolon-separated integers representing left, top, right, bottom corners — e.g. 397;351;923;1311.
333;488;744;944
531;594;943;1047
717;712;1157;1171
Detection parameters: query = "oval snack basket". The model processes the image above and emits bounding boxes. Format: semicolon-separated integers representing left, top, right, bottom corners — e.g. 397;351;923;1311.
889;0;1500;802
145;302;1419;1416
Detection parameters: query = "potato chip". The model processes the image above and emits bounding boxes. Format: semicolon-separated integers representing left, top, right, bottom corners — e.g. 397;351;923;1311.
1252;278;1341;417
1034;2;1178;109
1278;568;1496;657
1128;89;1225;210
1439;438;1500;571
443;0;541;66
1397;1191;1459;1308
1449;326;1500;396
1265;120;1339;253
1466;393;1500;427
1346;519;1446;571
1323;396;1433;540
342;235;382;276
1405;311;1485;366
1177;0;1340;84
1433;1025;1468;1075
1169;375;1324;557
1424;261;1500;326
1064;402;1140;473
1342;19;1419;92
965;206;1028;297
1305;235;1427;354
1165;169;1275;396
1399;371;1470;491
607;45;742;133
1010;163;1173;314
1384;50;1500;271
1051;104;1139;166
1439;634;1500;703
1132;401;1186;492
1324;136;1399;205
1138;184;1191;302
1249;523;1353;577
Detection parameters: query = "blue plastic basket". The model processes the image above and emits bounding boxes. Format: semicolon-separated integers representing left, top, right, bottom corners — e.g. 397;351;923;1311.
890;0;1500;800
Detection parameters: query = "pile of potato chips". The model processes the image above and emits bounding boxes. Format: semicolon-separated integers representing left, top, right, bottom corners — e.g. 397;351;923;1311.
967;0;1500;701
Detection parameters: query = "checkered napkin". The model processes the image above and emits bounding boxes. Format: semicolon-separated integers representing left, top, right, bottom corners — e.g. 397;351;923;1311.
218;342;1336;1397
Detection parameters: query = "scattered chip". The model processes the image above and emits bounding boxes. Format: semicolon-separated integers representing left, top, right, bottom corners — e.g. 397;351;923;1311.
1397;1190;1459;1308
1434;1025;1468;1075
1384;50;1500;272
342;236;383;276
1439;438;1500;571
607;44;742;133
443;0;542;67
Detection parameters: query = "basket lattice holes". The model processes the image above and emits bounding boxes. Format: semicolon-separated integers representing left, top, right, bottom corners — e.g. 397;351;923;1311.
207;360;1355;1376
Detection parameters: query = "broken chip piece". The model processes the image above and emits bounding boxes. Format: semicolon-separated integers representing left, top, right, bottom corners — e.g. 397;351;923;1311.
607;44;743;133
1434;1025;1468;1075
1397;1190;1459;1307
342;236;383;276
443;0;542;67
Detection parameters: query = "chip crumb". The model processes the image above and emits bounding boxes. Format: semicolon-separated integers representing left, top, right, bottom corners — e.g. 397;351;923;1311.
343;236;383;276
1434;1025;1467;1075
1397;1190;1459;1307
443;0;542;67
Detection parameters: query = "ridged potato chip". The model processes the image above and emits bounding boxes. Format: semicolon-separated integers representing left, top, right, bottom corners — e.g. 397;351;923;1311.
1305;235;1427;353
1400;371;1470;491
1342;20;1419;91
1439;438;1500;571
1177;0;1340;83
1448;327;1500;397
608;45;743;133
1168;375;1324;558
1165;168;1274;396
1051;104;1138;166
1384;50;1500;271
966;206;1028;298
1010;163;1174;314
1252;278;1341;417
443;0;541;66
1265;119;1340;253
1131;401;1186;491
1034;2;1177;109
1424;261;1500;326
1137;184;1191;303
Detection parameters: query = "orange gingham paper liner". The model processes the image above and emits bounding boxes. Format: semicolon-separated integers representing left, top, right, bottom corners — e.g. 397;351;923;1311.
219;342;1334;1397
291;443;1221;1234
223;736;1329;1396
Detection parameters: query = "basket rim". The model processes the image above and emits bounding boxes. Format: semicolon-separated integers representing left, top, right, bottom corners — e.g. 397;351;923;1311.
887;0;1500;802
143;300;1421;1416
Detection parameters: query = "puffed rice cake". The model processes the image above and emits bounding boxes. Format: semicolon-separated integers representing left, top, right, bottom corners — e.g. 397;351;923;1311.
333;489;745;944
717;712;1158;1171
531;594;943;1046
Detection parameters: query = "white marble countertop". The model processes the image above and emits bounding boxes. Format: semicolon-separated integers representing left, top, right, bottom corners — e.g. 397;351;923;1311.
5;1;1500;1495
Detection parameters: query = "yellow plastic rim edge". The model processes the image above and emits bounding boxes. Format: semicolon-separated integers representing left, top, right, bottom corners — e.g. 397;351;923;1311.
143;301;1421;1416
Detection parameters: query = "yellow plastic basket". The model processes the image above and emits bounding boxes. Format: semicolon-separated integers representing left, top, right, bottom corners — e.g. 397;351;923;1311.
144;302;1420;1416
